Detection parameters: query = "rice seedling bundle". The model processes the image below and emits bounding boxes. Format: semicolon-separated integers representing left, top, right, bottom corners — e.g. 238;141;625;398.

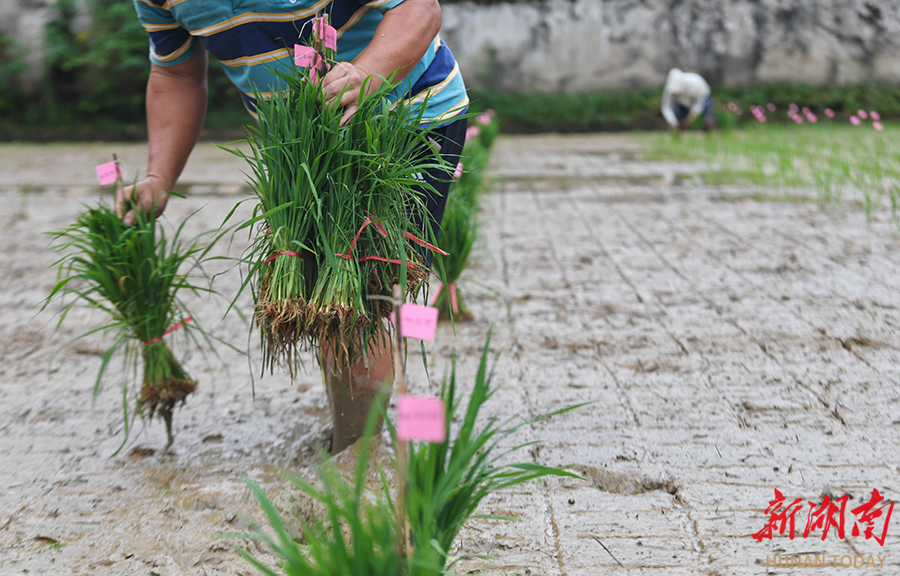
431;189;477;320
46;202;213;449
400;332;583;569
235;332;584;575
232;29;446;371
431;113;499;320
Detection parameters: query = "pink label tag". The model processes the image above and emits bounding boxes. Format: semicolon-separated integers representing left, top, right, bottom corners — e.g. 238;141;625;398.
95;161;122;186
390;304;438;341
323;26;337;50
397;395;446;442
314;21;337;51
294;44;315;67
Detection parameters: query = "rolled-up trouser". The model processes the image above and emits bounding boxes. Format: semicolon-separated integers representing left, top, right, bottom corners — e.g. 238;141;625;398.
674;97;714;122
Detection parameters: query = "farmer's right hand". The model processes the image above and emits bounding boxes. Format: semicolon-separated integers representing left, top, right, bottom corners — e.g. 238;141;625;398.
116;175;170;226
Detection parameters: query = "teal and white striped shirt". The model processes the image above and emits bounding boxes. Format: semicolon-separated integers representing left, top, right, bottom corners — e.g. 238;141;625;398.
133;0;468;126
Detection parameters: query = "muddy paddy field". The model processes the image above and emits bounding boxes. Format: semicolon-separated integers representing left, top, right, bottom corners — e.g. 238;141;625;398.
1;134;899;575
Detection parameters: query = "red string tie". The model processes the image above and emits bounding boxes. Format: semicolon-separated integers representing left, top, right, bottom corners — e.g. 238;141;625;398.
334;213;448;265
429;282;458;313
266;214;448;268
264;250;307;265
145;317;192;345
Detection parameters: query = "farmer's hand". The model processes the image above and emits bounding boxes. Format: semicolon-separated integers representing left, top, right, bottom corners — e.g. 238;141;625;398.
116;175;170;225
322;62;374;126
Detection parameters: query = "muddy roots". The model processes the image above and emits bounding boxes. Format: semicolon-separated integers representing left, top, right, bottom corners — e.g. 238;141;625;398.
141;376;197;448
256;261;429;372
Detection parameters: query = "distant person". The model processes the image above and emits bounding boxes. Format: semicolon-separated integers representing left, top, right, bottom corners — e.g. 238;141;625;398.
661;68;715;131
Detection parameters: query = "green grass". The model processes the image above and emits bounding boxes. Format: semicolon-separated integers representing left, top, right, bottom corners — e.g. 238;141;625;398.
6;76;900;140
469;79;900;134
642;123;900;220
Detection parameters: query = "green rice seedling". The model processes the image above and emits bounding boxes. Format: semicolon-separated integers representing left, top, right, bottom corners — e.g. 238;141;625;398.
430;113;500;321
642;124;900;222
228;53;446;373
234;406;434;576
458;127;494;202
46;201;217;449
432;188;478;321
398;331;585;570
235;331;584;575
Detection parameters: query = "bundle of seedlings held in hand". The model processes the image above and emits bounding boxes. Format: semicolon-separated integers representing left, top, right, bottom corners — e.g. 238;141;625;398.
45;201;217;450
230;18;447;373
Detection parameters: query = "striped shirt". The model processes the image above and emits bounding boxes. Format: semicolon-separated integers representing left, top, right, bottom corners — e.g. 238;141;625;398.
133;0;468;126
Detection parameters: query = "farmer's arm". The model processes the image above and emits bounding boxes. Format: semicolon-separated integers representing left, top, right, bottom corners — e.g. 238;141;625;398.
687;97;706;124
117;47;208;225
660;84;679;129
322;0;441;124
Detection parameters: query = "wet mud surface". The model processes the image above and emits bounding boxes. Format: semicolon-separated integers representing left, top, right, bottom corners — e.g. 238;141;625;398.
1;135;899;575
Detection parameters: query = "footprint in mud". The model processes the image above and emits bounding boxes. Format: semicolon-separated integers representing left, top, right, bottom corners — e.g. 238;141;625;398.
575;464;677;495
128;446;156;459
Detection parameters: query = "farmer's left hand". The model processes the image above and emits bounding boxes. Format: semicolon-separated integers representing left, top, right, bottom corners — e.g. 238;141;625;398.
116;175;170;226
322;62;374;126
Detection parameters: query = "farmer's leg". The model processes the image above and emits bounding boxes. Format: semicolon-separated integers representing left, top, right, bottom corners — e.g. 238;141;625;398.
321;331;393;454
674;101;690;129
320;117;467;454
703;97;716;131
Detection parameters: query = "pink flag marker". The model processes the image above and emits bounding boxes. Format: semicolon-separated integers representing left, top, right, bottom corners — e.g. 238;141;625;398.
390;303;439;341
95;161;123;186
294;44;316;67
397;395;446;442
315;24;337;51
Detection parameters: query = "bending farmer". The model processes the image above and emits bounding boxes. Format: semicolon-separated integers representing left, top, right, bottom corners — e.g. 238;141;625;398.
661;68;715;131
122;0;468;453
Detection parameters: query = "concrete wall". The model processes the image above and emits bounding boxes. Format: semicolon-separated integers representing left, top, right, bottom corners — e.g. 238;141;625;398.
4;0;900;92
440;0;900;91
